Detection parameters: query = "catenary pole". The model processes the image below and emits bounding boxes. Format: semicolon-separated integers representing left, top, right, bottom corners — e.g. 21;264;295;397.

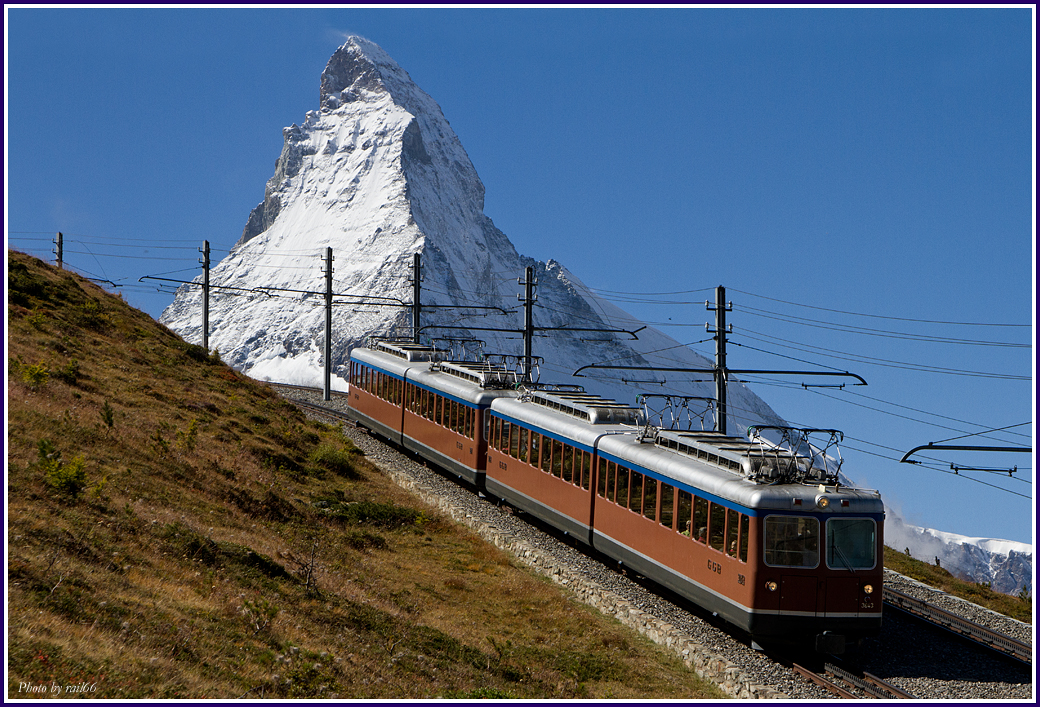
324;247;333;401
412;252;422;345
707;285;732;435
519;266;537;383
202;240;210;352
55;232;63;270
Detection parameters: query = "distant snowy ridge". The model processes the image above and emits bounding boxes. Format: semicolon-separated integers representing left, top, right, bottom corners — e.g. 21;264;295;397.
885;511;1033;595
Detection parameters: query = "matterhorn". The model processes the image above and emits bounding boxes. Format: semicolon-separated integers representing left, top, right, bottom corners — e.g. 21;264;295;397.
161;35;785;434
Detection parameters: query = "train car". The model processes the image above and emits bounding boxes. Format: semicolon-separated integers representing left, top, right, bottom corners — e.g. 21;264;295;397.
484;387;642;543
347;340;518;485
484;389;884;654
594;426;884;653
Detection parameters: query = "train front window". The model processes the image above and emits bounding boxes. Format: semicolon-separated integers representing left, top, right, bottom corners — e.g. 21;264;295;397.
763;516;820;568
826;518;876;570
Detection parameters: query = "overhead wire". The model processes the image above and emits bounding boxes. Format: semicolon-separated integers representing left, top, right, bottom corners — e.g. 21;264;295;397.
729;287;1031;328
734;327;1029;381
736;304;1030;348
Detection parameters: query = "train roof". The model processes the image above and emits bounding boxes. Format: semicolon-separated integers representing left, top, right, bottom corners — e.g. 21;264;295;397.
598;429;883;513
489;387;643;448
351;343;520;404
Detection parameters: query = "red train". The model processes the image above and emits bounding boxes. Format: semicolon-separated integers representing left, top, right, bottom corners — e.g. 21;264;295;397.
347;340;885;653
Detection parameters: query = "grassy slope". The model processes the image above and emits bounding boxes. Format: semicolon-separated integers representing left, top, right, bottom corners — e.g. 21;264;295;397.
6;250;725;700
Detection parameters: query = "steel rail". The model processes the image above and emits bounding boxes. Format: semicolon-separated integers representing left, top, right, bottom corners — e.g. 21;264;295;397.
825;662;916;699
792;662;858;699
883;587;1031;665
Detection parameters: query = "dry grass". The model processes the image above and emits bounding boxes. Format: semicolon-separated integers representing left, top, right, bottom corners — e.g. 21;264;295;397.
7;250;725;700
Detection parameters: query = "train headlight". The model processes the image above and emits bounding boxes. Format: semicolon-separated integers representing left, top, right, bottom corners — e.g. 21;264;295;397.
765;580;778;592
863;584;874;595
815;495;830;509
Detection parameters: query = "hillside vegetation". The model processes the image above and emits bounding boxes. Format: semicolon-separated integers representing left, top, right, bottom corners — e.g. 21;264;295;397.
6;251;723;700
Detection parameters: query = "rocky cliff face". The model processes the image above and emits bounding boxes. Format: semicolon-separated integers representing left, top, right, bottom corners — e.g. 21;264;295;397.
160;36;785;435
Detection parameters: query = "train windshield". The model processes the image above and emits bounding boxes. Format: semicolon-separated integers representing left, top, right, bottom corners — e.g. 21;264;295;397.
763;516;820;568
826;518;876;570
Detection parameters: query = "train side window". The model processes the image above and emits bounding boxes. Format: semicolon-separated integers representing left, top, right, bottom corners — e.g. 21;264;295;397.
642;477;657;521
597;458;607;497
518;428;529;462
709;502;726;552
580;451;591;490
551;440;563;478
629;472;643;513
605;461;616;502
763;515;820;568
530;433;540;468
541;437;552;473
504;421;514;457
465;407;473;439
660;483;674;529
726;509;740;557
500;420;511;453
677;490;692;536
615;466;629;508
739;514;750;563
561;444;573;483
694;497;709;544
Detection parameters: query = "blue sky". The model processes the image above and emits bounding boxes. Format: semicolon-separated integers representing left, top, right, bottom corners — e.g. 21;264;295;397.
6;6;1035;545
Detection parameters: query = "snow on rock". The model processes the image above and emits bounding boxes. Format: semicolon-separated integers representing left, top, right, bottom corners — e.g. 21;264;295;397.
885;510;1033;596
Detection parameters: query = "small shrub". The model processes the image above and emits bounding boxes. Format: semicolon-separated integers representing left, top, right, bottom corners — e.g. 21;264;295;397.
308;444;363;480
53;359;82;386
330;500;424;530
178;418;199;452
100;400;115;428
27;309;47;330
20;361;50;390
242;596;280;636
76;300;110;330
37;440;88;498
344;530;388;551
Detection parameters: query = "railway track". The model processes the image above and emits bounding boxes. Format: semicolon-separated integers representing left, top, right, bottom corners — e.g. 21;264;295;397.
792;661;917;699
883;587;1032;666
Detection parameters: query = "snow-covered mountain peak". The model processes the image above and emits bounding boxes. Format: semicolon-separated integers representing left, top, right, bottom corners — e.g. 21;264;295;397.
319;36;410;109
